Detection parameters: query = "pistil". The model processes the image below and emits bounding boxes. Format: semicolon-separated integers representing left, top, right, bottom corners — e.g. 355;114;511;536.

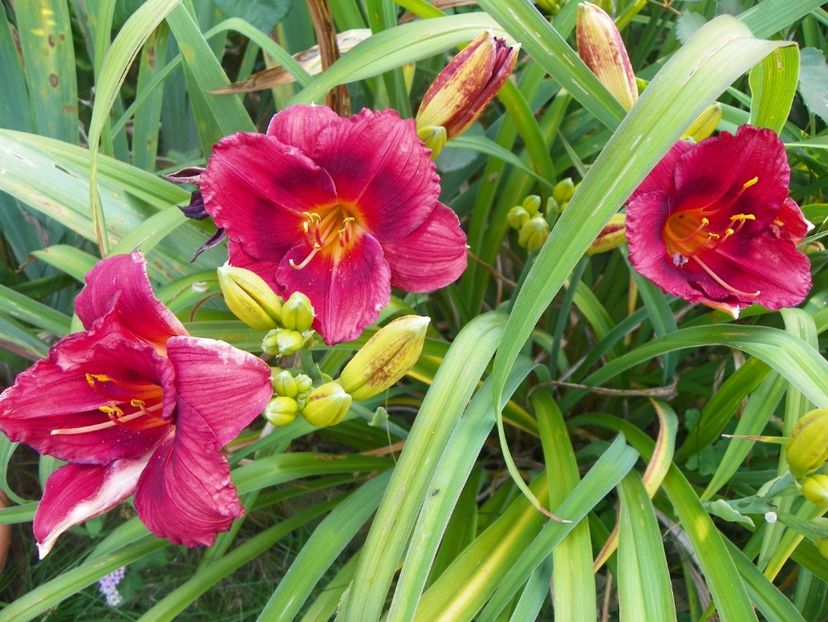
51;402;165;436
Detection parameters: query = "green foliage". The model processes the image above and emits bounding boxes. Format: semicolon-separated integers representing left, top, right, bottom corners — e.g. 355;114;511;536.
0;1;827;621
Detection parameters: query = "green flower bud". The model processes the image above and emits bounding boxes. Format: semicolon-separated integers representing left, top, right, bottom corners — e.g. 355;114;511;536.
535;0;562;15
262;328;304;357
553;178;576;204
302;382;352;427
518;215;549;252
281;291;315;332
507;206;530;230
217;264;283;330
587;213;626;254
339;315;430;401
682;103;722;143
818;538;828;560
522;194;542;216
786;409;828;478
417;125;448;161
264;396;299;426
294;373;313;397
801;475;828;507
272;369;298;397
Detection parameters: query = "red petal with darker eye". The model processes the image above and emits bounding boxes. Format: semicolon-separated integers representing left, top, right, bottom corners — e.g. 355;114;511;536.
313;109;440;242
166;336;272;446
0;315;174;464
74;252;186;345
673;126;790;231
201;132;338;263
631;140;694;200
134;404;243;547
34;457;150;558
383;203;468;292
276;234;392;344
773;197;812;243
266;104;341;156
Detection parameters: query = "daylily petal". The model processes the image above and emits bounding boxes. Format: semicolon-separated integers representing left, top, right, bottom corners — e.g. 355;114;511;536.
227;240;281;291
276;234;391;344
314;109;440;241
266;104;341;156
383;203;468;292
166;336;272;446
34;457;150;558
673;126;789;230
0;319;174;464
631;140;693;199
700;235;812;310
134;407;242;547
201;132;338;261
627;190;704;302
74;252;186;345
772;197;812;243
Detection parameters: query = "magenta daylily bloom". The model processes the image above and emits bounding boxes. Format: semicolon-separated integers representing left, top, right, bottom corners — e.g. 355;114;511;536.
200;104;468;344
0;253;272;557
627;125;812;317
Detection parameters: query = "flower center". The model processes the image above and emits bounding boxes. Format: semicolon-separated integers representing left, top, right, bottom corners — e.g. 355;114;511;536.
50;373;167;436
661;176;761;300
290;206;359;270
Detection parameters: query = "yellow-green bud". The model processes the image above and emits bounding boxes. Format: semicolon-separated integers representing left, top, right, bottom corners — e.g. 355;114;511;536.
262;328;304;357
264;396;299;426
339;315;430;401
786;409;828;478
553;178;576;204
683;103;722;143
522;194;542;216
801;475;828;507
417;125;448;161
507;206;530;230
302;382;352;427
294;373;313;397
272;369;298;397
587;213;626;254
281;291;315;332
535;0;562;14
217;264;283;330
518;216;549;252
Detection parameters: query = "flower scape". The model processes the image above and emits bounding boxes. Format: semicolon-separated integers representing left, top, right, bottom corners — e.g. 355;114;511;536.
0;2;825;621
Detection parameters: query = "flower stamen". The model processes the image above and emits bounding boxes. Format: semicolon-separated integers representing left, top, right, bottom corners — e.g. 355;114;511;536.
691;255;761;299
50;402;165;436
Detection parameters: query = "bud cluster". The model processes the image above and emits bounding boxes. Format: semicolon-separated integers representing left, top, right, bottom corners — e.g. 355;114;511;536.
262;315;430;429
216;265;317;358
507;194;552;252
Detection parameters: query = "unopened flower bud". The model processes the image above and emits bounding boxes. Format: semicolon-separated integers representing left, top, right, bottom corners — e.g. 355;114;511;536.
802;475;828;507
518;216;549;252
281;291;315;332
417;125;448;160
553;178;576;205
416;32;519;140
804;241;825;255
507;206;530;230
522;194;542;216
587;213;626;254
535;0;562;15
683;103;722;142
264;396;299;426
217;264;283;330
262;328;304;357
577;2;638;110
272;369;299;397
818;538;828;560
294;373;313;397
339;315;430;401
787;409;828;478
302;382;352;427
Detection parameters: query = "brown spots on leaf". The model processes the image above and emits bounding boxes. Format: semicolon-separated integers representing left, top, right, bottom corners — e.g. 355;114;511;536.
48;34;55;47
59;33;66;42
48;73;58;87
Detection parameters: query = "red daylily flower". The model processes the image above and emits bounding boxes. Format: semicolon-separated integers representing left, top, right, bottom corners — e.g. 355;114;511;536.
200;104;468;344
0;253;272;557
627;125;812;317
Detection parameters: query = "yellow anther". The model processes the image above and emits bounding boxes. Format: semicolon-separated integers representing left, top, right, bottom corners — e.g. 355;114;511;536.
773;218;784;227
85;373;112;386
130;399;146;409
730;213;756;222
99;403;124;420
725;228;735;236
742;176;759;189
701;218;710;226
707;232;720;240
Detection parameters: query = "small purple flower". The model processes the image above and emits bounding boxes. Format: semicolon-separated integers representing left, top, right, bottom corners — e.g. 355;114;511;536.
98;566;126;607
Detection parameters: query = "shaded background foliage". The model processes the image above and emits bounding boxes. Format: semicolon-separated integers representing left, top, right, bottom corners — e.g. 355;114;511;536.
0;0;826;620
